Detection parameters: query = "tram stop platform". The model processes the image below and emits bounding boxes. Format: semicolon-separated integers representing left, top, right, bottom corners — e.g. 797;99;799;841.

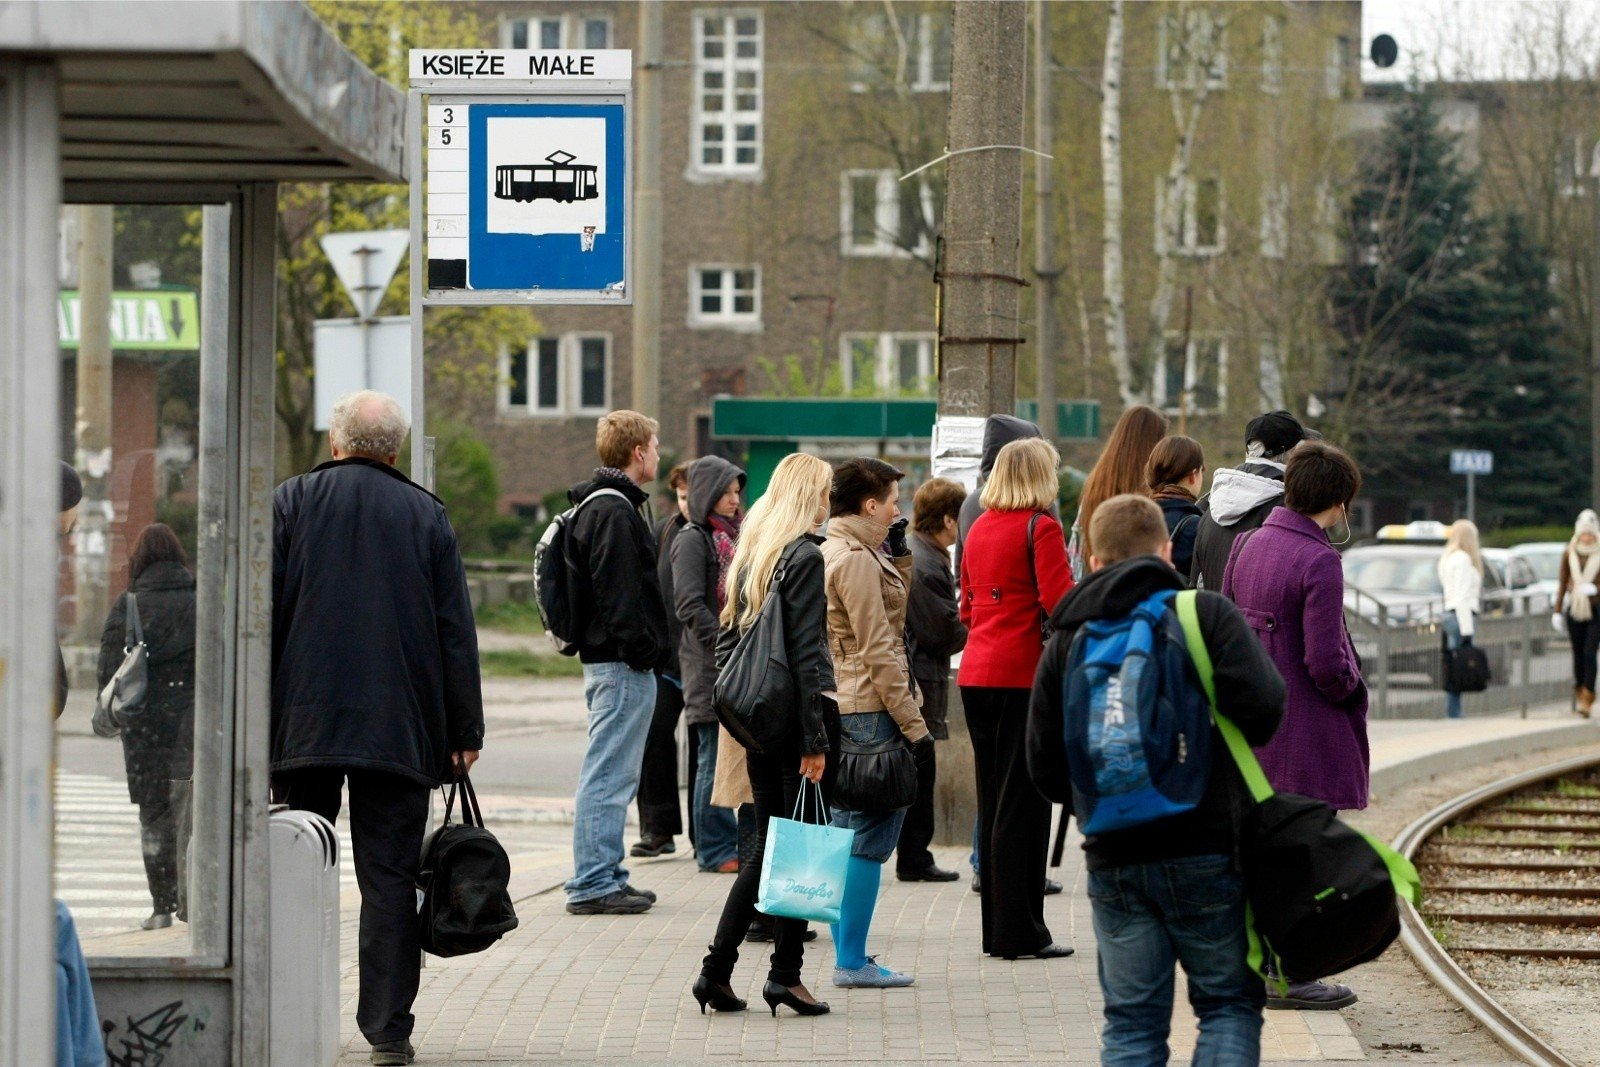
334;704;1600;1065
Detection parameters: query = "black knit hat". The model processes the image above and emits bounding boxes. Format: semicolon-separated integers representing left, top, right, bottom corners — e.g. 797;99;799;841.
60;462;82;512
1244;411;1310;458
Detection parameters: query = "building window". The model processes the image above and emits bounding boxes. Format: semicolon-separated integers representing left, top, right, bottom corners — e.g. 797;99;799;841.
500;333;611;417
841;170;938;257
691;265;761;327
1325;36;1349;99
504;14;612;49
1561;134;1589;198
1156;176;1225;256
1315;181;1344;265
849;9;952;93
1261;15;1283;95
1260;181;1288;260
693;11;762;176
839;333;936;396
1157;334;1227;415
1257;340;1285;409
1157;10;1227;91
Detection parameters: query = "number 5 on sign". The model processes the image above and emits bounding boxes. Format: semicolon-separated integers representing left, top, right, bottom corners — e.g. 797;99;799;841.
427;126;462;150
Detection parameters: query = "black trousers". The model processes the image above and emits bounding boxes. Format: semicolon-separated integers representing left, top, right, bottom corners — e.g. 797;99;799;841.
1571;615;1600;692
894;737;938;875
136;787;181;914
637;677;685;837
963;686;1053;957
701;746;808;987
273;768;430;1045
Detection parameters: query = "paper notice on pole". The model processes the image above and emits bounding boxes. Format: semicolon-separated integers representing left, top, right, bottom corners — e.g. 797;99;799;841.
931;415;987;491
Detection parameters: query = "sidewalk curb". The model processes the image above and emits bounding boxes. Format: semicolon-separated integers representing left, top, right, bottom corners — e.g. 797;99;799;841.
1370;717;1600;799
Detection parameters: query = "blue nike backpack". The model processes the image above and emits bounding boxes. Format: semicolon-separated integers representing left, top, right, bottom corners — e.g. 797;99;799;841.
1062;589;1212;835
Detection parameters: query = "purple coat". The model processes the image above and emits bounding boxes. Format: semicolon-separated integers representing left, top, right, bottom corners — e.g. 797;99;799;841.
1222;507;1369;810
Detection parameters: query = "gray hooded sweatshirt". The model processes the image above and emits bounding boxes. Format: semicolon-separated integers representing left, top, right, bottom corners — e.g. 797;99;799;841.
956;414;1053;573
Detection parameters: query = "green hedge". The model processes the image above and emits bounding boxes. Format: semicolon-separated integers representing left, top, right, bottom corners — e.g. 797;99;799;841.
1482;525;1572;548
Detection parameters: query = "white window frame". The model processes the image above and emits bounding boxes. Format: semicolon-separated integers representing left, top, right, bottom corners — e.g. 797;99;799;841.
1315;181;1344;265
1257;339;1286;409
848;10;951;93
1155;176;1226;257
1261;14;1284;95
1260;180;1288;260
692;10;763;178
501;14;613;50
839;332;936;396
1325;36;1349;99
498;332;613;418
1155;333;1228;416
840;170;937;257
1157;10;1228;91
689;264;762;330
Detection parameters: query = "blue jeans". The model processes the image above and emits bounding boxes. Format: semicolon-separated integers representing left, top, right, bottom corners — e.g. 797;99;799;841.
566;662;657;903
828;711;908;863
693;722;738;868
56;901;105;1067
1089;855;1265;1067
1443;613;1465;719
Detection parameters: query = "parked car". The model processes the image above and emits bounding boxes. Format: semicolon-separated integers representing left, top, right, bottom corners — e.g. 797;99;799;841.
1509;541;1565;606
1341;544;1512;625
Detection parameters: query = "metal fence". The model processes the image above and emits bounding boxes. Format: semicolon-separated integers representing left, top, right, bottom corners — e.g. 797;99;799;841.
1345;586;1572;718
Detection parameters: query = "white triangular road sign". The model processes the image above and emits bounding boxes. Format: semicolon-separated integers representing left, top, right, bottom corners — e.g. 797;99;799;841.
320;230;410;321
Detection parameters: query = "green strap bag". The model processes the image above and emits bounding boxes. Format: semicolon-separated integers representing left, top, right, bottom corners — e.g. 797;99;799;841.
1175;590;1420;985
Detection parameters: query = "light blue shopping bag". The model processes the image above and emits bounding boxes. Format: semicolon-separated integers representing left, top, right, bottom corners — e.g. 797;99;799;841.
756;779;854;925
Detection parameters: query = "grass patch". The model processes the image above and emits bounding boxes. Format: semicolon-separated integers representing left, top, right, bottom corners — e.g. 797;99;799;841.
1556;779;1600;799
476;599;545;635
480;648;584;679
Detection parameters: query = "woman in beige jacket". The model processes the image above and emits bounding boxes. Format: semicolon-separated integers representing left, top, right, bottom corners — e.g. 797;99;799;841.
821;458;930;990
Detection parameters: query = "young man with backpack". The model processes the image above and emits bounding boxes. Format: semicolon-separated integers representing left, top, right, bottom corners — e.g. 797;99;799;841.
556;410;671;915
1026;493;1286;1065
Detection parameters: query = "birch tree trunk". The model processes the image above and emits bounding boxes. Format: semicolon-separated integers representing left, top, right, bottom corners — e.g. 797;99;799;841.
1099;0;1139;405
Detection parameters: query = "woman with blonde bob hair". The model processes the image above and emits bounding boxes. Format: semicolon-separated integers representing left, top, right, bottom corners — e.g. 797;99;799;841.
693;452;837;1018
958;436;1075;961
1439;519;1484;719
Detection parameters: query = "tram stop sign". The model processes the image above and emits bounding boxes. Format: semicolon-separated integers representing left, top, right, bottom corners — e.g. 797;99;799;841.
1449;450;1493;476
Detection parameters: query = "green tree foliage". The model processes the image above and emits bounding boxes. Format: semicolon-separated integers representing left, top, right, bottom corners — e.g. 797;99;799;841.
1331;88;1493;492
425;420;501;555
1474;214;1586;526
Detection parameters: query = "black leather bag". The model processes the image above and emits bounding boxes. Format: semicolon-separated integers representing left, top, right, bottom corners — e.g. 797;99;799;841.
1443;642;1491;694
832;732;917;812
417;774;519;957
713;544;801;755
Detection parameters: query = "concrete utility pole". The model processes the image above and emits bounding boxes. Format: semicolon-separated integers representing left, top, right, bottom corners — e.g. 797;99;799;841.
936;0;1029;848
74;204;114;644
1032;0;1058;441
939;0;1028;419
631;0;663;419
1591;142;1600;506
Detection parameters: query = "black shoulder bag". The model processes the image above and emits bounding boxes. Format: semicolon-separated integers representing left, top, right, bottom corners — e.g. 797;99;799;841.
712;542;802;755
417;773;519;957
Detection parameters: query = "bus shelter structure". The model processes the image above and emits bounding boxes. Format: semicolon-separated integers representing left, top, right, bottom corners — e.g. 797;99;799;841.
0;3;404;1062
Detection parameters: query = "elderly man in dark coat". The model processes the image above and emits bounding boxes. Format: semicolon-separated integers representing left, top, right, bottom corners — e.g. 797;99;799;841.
271;390;484;1067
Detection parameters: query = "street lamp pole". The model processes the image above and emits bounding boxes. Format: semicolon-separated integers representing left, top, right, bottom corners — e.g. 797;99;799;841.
1589;142;1600;507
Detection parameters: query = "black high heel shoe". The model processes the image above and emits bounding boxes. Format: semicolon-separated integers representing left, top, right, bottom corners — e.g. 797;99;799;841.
761;981;831;1017
692;974;747;1014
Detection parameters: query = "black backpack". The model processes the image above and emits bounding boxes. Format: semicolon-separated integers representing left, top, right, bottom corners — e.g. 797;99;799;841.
534;488;626;654
417;774;518;958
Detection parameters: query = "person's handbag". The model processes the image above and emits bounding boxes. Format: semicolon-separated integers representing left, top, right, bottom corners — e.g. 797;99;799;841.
831;727;917;812
756;779;855;925
93;593;148;738
1176;591;1420;985
1443;640;1491;694
417;772;519;957
712;543;801;755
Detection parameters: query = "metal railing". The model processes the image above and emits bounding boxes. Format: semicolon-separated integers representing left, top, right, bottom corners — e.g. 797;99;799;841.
1344;585;1571;718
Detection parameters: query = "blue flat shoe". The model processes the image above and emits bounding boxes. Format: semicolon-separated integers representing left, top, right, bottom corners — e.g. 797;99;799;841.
832;956;915;988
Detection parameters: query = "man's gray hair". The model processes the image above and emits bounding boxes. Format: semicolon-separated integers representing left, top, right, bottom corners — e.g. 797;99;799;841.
329;391;410;460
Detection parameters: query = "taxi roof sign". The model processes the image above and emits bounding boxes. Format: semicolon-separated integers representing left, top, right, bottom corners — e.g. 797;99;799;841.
1377;520;1449;542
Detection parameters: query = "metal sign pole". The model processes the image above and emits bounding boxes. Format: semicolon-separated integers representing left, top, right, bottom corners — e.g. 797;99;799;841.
408;87;427;481
1467;470;1475;526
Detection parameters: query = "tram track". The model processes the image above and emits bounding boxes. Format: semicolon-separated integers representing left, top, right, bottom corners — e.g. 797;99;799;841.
1395;753;1600;1066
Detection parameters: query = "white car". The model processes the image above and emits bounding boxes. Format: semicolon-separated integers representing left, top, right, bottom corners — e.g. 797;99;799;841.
1481;548;1552;617
1509;541;1564;607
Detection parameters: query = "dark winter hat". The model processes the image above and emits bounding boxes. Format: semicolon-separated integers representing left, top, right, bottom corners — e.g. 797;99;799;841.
1245;411;1311;458
60;462;83;512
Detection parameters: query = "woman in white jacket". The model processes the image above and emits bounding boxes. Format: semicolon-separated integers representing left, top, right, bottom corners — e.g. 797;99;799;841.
1438;520;1483;719
1556;509;1600;717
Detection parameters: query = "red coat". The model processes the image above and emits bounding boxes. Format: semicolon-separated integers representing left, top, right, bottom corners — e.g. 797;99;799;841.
958;509;1074;689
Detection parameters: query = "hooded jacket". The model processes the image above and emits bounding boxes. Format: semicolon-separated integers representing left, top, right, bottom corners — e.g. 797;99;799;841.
907;532;967;739
1026;556;1285;870
654;509;688;677
1188;459;1287;591
956;414;1048;571
565;470;671;671
1154;494;1203;577
673;455;746;724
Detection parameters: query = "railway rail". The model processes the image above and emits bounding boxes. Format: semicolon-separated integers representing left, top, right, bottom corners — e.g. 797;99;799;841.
1395;753;1600;1066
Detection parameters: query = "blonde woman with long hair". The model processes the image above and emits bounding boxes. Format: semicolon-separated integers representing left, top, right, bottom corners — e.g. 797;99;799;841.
693;452;835;1019
1439;519;1483;719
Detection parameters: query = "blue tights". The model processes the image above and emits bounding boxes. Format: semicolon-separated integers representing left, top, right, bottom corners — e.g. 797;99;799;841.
832;855;882;969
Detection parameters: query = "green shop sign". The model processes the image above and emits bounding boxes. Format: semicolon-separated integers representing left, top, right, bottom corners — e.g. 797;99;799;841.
58;290;200;351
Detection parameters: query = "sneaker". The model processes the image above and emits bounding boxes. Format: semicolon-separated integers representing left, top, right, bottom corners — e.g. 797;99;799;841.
141;912;174;931
971;873;981;894
370;1040;415;1066
897;864;960;883
621;884;657;903
566;890;652;915
833;956;915;988
1266;979;1358;1011
1042;878;1063;896
701;858;739;874
631;834;677;858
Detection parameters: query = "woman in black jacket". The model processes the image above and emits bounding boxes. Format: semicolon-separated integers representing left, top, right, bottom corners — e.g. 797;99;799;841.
693;452;836;1018
1145;435;1205;579
97;523;196;930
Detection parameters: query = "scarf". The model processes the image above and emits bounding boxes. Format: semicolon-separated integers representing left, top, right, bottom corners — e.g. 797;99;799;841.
1568;509;1600;622
708;513;740;609
1151;484;1197;502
